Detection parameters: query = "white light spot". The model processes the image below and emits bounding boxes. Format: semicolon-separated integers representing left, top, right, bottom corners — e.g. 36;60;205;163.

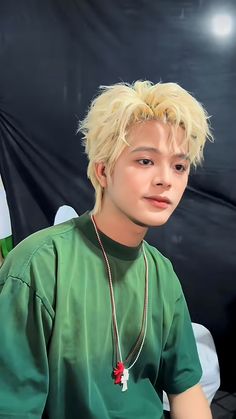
212;14;233;37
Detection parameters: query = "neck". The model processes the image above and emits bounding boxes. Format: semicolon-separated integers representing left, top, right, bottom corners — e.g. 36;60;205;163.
92;208;148;247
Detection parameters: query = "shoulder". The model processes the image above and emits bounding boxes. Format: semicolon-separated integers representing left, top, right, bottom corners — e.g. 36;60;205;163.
143;241;173;269
143;240;183;298
0;218;78;284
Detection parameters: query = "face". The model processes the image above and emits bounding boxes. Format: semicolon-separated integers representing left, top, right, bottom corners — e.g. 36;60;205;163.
98;120;190;228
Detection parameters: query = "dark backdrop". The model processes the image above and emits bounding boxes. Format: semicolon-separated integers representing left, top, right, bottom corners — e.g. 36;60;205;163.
0;0;235;390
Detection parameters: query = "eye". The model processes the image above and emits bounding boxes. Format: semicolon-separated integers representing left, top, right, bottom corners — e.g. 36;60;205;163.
175;164;187;173
138;159;154;166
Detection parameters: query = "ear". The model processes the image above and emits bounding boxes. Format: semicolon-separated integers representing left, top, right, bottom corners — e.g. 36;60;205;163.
94;162;108;188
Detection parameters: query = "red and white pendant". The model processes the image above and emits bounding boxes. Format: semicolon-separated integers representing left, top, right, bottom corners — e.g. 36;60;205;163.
113;362;129;392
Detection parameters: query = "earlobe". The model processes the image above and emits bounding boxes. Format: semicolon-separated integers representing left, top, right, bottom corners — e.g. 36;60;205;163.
94;162;107;188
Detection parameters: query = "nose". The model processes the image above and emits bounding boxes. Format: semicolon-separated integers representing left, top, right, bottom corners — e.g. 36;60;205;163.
153;166;172;189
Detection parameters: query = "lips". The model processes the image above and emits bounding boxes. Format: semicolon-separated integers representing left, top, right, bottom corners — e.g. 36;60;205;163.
146;196;171;204
144;196;171;209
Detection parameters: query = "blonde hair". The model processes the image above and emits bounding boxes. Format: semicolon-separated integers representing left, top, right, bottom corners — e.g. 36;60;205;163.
78;80;213;213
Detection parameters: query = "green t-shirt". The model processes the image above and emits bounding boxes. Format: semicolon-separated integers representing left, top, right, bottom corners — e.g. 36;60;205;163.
0;212;201;419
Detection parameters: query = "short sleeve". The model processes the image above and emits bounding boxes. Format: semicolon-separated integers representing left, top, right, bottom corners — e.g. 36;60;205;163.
0;260;53;416
159;291;202;395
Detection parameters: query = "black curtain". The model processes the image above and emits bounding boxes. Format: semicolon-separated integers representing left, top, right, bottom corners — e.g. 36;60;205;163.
0;0;235;390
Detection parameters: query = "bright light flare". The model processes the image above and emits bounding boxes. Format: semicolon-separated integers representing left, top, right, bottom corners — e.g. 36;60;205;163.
212;14;233;37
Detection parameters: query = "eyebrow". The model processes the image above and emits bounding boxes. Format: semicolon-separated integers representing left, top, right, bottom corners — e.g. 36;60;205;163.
130;146;189;160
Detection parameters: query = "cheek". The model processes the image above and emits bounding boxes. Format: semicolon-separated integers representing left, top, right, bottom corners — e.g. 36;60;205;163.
173;175;188;196
178;179;188;196
112;167;136;187
184;175;189;189
179;171;188;186
109;172;131;194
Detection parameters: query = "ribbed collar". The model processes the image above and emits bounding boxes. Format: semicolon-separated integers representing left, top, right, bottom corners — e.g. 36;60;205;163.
75;211;142;261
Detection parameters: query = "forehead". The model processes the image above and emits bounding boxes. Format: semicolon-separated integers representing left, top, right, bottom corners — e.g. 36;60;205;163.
126;119;187;154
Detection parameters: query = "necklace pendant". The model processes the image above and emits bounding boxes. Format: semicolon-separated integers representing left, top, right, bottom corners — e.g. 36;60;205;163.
113;361;125;385
121;368;129;392
113;362;129;391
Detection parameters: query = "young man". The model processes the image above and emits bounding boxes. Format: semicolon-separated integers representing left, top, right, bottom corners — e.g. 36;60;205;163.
0;81;213;418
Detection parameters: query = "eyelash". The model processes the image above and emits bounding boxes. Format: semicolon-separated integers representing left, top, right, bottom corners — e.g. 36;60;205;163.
137;159;154;166
137;159;188;172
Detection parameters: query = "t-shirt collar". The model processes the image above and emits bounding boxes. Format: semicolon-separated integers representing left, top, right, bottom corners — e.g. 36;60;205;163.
75;211;142;261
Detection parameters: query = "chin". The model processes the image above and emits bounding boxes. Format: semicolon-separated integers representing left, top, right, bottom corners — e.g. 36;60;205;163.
130;214;171;228
147;219;170;227
145;210;172;225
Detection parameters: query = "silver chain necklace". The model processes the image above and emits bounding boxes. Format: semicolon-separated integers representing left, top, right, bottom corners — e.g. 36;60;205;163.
91;214;149;392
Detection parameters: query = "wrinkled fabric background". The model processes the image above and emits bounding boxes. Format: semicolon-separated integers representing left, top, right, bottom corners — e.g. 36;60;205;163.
0;0;235;390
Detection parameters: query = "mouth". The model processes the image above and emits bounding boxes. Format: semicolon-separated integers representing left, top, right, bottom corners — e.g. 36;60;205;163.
144;196;171;209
